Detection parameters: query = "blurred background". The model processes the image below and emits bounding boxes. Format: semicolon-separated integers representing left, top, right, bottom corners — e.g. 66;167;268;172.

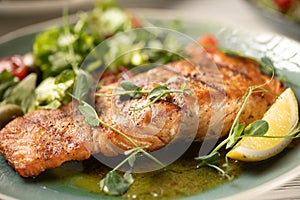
0;0;300;41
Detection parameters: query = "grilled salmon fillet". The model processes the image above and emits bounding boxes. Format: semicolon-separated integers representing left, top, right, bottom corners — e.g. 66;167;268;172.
0;48;285;177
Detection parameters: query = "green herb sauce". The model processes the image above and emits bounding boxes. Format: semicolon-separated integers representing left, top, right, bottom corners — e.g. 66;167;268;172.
36;143;243;199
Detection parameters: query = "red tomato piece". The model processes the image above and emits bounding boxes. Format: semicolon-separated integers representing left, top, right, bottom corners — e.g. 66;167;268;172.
274;0;295;12
0;56;28;80
130;15;142;28
198;34;218;53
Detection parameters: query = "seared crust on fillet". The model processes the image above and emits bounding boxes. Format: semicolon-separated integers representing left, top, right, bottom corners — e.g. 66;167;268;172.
167;51;285;140
0;49;285;177
0;105;90;177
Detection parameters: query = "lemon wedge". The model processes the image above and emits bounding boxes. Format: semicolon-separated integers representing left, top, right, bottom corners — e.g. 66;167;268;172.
227;88;299;162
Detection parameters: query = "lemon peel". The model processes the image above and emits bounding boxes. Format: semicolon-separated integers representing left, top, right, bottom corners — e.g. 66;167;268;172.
227;88;299;161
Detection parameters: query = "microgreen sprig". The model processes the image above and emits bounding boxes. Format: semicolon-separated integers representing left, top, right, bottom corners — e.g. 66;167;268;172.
72;83;167;195
134;83;192;111
195;57;279;179
76;100;167;195
73;75;193;195
211;85;271;154
195;86;271;179
99;146;145;196
96;80;192;111
195;54;300;179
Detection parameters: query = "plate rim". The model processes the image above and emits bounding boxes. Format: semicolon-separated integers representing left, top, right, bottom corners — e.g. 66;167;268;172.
0;0;93;16
221;164;300;200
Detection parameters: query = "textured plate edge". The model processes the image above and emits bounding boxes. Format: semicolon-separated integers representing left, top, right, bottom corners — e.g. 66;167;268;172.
0;0;94;16
221;164;300;200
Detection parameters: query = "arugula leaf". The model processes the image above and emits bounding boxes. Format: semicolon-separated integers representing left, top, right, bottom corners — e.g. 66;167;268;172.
4;73;37;113
33;0;185;82
33;24;99;79
39;0;135;75
0;71;19;101
99;171;134;196
244;120;269;136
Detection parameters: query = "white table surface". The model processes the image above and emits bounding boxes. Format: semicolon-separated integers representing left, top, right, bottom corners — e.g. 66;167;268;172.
0;0;299;199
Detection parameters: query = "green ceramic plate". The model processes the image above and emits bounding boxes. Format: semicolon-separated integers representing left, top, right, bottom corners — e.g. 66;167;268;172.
0;10;300;200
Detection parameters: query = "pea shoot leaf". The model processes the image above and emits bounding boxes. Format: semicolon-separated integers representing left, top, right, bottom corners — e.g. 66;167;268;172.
128;155;136;168
195;151;221;167
78;102;99;127
119;80;142;100
226;123;245;149
120;80;141;91
221;48;247;58
123;171;134;185
259;56;276;76
99;171;134;196
148;85;169;100
244;120;269;136
73;69;94;101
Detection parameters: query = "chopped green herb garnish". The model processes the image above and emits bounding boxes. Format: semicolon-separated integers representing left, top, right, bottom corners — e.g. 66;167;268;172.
96;80;192;111
73;76;167;195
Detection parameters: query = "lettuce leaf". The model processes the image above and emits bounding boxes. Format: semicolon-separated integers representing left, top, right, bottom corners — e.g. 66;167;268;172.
0;71;19;101
2;73;37;113
35;70;75;110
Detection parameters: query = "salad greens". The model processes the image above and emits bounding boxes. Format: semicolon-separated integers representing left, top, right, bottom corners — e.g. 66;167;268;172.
27;0;183;112
0;71;19;101
1;73;37;113
35;70;75;110
0;0;184;113
33;0;135;79
83;0;133;39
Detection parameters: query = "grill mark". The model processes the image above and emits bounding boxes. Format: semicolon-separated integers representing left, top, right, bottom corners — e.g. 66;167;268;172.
217;62;251;80
199;80;226;95
163;65;226;95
